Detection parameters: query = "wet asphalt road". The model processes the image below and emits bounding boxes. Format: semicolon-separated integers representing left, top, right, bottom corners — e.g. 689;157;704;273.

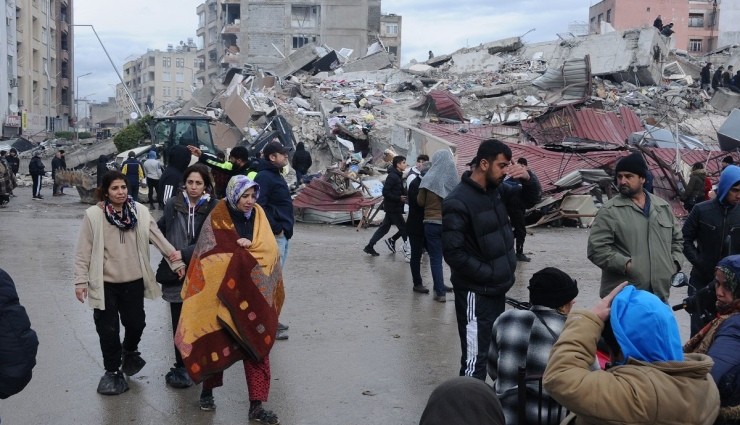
0;186;691;424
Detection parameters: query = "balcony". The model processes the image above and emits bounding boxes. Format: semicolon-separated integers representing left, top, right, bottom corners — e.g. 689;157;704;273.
222;22;240;34
221;53;240;65
59;20;68;34
60;50;69;61
60;77;69;88
197;26;205;37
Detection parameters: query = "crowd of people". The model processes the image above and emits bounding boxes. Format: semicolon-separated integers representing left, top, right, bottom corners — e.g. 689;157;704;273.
3;135;740;424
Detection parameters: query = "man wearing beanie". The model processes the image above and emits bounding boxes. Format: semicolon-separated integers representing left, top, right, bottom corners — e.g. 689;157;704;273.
587;151;684;301
544;283;719;425
488;267;577;425
682;164;740;335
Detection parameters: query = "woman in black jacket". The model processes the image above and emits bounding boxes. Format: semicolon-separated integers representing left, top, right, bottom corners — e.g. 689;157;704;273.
156;164;218;388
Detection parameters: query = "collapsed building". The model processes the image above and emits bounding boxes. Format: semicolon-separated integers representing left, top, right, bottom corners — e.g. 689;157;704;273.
152;26;740;226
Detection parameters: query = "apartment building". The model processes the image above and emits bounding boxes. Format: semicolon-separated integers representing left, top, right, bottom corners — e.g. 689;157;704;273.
379;13;402;66
588;0;721;55
2;0;72;139
195;0;384;83
116;41;198;122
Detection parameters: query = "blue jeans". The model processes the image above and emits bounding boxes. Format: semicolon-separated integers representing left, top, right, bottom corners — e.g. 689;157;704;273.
276;233;290;270
424;223;445;296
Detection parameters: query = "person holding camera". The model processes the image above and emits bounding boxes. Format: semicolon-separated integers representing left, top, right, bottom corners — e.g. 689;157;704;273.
683;164;740;335
684;255;740;423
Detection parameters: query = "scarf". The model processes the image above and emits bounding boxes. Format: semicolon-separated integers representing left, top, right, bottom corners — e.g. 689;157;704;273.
175;200;284;383
226;175;260;220
420;149;459;199
684;299;740;354
103;196;138;230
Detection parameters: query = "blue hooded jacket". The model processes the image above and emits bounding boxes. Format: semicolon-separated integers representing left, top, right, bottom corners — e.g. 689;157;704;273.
717;165;740;205
610;285;683;363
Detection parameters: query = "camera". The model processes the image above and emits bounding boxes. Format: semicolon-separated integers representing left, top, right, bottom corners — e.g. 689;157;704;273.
673;282;717;326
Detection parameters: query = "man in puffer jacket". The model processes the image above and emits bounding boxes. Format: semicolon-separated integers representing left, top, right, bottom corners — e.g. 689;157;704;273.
683;164;740;335
544;283;719;425
0;268;39;403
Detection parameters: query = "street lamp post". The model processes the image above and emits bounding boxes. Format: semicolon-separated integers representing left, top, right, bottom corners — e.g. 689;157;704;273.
76;72;92;140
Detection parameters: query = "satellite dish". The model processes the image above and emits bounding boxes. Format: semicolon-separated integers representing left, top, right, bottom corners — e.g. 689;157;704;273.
130;112;139;120
9;104;18;113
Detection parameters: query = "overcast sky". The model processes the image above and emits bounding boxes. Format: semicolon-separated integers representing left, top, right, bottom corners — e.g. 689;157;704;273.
74;0;590;104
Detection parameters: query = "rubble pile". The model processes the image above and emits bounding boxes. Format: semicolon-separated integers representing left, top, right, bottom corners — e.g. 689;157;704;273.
144;27;740;224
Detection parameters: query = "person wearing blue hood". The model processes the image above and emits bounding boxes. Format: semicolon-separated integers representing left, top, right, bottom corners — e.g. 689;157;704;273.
544;282;720;425
683;164;740;335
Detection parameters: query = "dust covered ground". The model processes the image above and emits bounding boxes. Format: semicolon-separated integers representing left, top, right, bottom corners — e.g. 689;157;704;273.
0;186;691;424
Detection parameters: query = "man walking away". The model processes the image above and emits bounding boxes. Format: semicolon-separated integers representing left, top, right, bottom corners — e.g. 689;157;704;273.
364;155;409;257
29;151;45;200
255;141;294;341
442;139;539;380
51;149;66;196
143;150;163;209
505;157;542;262
121;151;144;202
587;152;684;301
683;165;740;335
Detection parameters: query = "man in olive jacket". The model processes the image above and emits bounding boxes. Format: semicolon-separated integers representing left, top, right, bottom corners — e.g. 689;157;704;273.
544;283;719;425
587;152;684;301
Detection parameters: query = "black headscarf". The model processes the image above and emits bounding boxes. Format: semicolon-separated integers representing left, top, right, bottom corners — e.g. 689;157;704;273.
419;377;505;425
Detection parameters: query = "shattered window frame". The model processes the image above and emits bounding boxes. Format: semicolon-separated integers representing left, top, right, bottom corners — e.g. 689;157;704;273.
292;35;316;49
291;5;320;28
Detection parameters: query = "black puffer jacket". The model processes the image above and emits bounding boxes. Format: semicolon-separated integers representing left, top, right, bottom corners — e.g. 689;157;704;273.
28;156;45;176
0;268;38;399
682;199;740;286
254;159;295;239
291;142;312;174
382;165;406;214
158;145;191;208
442;171;539;296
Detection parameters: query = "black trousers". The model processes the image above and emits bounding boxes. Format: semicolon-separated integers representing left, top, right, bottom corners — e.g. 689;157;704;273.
453;289;505;380
146;178;160;206
368;212;407;247
31;174;42;197
169;302;185;367
408;234;425;286
93;279;146;372
510;208;526;253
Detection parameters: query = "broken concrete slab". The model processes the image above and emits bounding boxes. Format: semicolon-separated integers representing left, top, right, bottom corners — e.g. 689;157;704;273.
521;28;668;86
270;44;327;79
340;50;394;73
406;64;434;76
710;88;740;113
425;54;452;67
212;121;243;150
463;84;517;98
221;89;253;131
717;108;740;151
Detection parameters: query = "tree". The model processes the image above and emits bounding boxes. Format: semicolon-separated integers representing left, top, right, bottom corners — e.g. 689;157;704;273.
113;116;153;153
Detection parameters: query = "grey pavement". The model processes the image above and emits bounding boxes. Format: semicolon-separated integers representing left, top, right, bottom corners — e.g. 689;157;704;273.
0;186;692;424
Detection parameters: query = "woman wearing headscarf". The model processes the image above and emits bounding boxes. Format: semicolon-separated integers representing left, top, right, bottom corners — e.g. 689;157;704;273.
156;164;218;389
489;267;578;425
685;255;740;423
176;175;284;424
417;149;459;301
74;170;186;395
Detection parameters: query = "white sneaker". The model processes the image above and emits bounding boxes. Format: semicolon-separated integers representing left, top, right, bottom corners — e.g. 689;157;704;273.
402;240;411;256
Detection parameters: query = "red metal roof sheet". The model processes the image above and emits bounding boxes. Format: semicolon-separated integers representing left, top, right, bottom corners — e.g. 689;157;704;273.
293;178;381;212
410;90;465;122
521;105;644;146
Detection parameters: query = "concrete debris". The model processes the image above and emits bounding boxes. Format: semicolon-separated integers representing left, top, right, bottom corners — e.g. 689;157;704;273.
710;88;740;113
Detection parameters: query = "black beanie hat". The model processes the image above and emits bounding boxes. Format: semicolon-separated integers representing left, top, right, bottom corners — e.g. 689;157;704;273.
614;152;648;178
528;267;579;309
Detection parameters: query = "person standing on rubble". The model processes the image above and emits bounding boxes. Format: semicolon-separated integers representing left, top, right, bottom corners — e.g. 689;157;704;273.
255;141;294;341
291;142;312;188
505;157;542;262
418;150;459;302
653;15;663;31
364;155;410;258
143;150;163;210
29;150;45;200
51;149;66;196
442;139;539;380
713;65;725;91
587;152;684;302
723;65;734;87
701;63;713;92
121;151;144;202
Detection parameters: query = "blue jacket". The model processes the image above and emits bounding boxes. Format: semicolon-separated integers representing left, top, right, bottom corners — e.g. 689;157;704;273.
708;314;740;384
0;268;38;399
254;159;294;239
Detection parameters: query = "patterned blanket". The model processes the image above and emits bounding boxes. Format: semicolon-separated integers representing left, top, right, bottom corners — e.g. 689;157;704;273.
175;200;284;383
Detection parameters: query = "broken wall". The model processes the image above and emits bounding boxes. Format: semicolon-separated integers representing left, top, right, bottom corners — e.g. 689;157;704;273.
521;28;667;86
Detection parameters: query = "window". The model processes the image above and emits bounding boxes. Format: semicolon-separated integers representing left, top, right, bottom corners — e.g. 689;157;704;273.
689;13;704;28
388;46;398;56
162;71;171;82
176;87;184;98
176;58;184;68
606;9;611;23
175;72;184;82
163;87;171;97
293;35;317;49
291;5;320;28
689;38;703;52
385;23;399;35
162;57;171;67
598;13;603;23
